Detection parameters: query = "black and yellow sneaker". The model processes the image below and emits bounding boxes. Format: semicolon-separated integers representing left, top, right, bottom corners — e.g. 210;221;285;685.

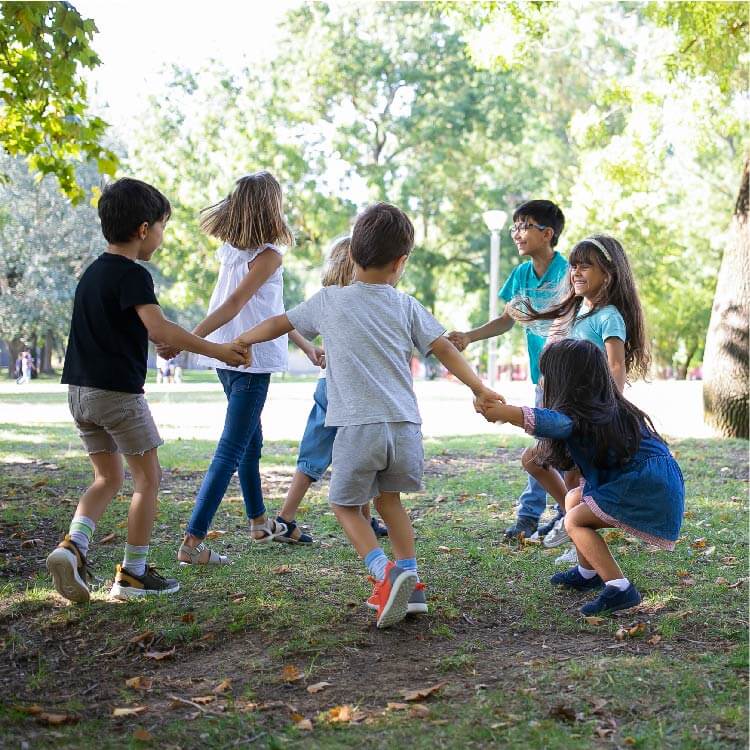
46;535;92;604
109;564;180;600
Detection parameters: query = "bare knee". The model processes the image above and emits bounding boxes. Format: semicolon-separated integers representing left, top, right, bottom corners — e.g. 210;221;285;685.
564;487;582;513
521;448;537;473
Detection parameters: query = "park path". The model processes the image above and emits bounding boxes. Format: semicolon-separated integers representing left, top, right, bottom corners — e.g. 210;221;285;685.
0;378;716;441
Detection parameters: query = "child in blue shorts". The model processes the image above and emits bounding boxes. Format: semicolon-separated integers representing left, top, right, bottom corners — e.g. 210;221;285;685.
275;237;387;543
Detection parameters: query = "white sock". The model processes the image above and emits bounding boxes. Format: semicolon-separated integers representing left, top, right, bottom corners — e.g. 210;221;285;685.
577;565;598;579
605;578;630;591
68;516;95;557
123;544;149;577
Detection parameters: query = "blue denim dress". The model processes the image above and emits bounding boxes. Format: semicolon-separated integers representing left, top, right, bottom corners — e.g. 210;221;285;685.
521;407;685;549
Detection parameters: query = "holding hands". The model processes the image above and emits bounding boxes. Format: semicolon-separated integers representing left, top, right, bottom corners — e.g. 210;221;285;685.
447;330;471;352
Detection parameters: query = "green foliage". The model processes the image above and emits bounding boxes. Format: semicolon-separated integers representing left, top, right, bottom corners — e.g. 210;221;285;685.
0;2;118;202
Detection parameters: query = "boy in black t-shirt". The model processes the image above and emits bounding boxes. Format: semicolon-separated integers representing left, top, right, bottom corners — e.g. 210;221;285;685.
47;178;248;603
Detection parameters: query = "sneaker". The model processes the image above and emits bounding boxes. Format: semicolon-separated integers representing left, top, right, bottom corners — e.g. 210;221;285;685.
504;516;538;540
370;516;389;538
367;580;427;615
46;535;92;604
555;546;578;565
537;511;563;538
580;584;642;615
543;516;570;548
550;566;603;591
109;564;180;599
367;562;417;629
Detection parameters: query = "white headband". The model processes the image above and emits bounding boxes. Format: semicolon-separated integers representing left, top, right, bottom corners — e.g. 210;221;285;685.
581;236;612;262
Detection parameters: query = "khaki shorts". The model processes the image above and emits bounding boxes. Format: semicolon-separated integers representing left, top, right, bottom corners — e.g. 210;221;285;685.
68;386;163;455
328;422;424;506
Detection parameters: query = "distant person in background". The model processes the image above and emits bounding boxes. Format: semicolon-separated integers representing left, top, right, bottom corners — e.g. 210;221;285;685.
18;351;33;384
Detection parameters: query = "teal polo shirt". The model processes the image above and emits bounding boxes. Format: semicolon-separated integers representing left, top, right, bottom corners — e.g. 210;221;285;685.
499;252;569;384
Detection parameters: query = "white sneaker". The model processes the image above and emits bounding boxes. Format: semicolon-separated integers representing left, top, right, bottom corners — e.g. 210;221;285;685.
543;516;570;548
555;546;578;565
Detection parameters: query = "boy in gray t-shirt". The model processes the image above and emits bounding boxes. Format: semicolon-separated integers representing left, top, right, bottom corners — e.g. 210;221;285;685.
236;203;500;628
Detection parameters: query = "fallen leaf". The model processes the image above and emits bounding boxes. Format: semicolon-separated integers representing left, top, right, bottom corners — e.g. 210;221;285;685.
213;679;232;694
133;728;153;742
410;704;430;718
282;665;303;683
192;695;216;705
679;576;696;587
714;577;729;586
307;681;331;694
628;622;647;637
113;706;148;717
402;681;447;702
295;718;313;731
205;530;226;539
272;565;292;574
144;646;176;661
125;676;153;690
702;546;716;558
15;705;43;715
32;479;48;488
181;612;195;624
590;698;608;714
99;533;117;544
690;538;707;550
584;616;607;626
129;631;155;645
615;627;628;641
647;635;662;645
36;711;79;725
386;702;410;711
595;727;615;738
20;538;43;548
729;578;748;589
326;705;352;723
549;703;576;722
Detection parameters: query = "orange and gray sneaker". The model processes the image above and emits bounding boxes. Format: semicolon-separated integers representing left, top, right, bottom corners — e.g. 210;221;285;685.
367;579;427;615
109;564;180;600
46;535;92;604
367;562;417;628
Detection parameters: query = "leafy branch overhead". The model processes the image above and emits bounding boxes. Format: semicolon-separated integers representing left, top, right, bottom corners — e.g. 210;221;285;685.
0;2;118;202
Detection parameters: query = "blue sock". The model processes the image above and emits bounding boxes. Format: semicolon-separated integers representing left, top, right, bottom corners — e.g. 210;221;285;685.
364;548;389;581
396;557;419;582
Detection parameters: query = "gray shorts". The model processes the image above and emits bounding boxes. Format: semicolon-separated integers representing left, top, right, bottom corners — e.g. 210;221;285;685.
68;386;163;456
328;422;424;506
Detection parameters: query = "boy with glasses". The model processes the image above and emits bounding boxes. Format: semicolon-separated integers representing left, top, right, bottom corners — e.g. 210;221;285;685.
448;199;568;539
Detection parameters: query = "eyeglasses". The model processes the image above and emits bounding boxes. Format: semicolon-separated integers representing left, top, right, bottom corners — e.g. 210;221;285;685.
509;221;549;237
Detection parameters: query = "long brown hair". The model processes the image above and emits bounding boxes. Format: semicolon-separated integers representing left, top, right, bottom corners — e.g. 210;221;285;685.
512;234;650;380
321;236;354;287
200;171;294;249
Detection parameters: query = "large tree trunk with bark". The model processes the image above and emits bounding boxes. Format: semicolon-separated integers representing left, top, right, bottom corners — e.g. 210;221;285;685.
702;159;750;438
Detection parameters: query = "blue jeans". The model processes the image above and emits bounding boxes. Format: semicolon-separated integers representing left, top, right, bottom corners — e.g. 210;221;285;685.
297;378;337;481
186;369;270;538
518;384;551;521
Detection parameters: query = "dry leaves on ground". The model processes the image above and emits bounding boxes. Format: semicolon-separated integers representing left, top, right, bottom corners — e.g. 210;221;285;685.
113;706;147;717
132;728;153;742
144;646;176;661
307;681;331;694
272;565;292;574
125;676;153;690
282;665;303;683
213;679;232;694
100;533;117;544
205;530;226;539
401;681;447;702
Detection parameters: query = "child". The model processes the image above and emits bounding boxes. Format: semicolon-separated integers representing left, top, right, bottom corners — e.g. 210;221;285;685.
275;236;388;545
46;178;248;603
478;338;684;615
512;235;650;554
236;202;500;628
173;172;322;566
448;200;568;540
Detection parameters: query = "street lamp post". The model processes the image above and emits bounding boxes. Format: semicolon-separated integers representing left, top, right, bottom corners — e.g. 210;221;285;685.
482;209;508;389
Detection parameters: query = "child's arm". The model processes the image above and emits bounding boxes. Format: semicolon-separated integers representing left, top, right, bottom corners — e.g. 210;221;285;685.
479;402;525;427
447;305;515;351
193;248;282;338
289;330;324;367
135;304;249;366
235;313;294;348
605;337;626;391
429;336;504;411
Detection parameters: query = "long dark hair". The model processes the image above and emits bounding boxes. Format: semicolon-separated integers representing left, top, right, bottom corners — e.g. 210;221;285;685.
536;339;661;470
512;235;650;380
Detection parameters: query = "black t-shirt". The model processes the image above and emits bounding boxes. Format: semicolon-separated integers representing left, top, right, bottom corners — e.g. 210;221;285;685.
61;253;159;393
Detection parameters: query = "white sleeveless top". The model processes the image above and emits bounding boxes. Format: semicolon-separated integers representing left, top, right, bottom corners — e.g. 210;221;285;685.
196;243;288;373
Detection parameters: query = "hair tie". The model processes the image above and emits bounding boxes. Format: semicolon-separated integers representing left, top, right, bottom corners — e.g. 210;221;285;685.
581;236;612;262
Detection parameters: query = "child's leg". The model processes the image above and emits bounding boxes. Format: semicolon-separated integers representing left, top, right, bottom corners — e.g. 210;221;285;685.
361;504;372;520
122;448;161;573
278;470;314;521
521;447;567;506
373;492;413;560
565;504;623;582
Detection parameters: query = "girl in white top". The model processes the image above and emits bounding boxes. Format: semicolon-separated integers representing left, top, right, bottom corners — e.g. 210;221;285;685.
173;172;321;565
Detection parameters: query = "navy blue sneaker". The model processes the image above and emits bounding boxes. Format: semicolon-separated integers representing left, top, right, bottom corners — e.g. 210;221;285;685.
580;584;642;615
550;566;604;591
370;516;388;538
504;516;538;540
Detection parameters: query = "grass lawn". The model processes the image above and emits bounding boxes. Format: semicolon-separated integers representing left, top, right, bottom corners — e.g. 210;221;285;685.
0;417;747;749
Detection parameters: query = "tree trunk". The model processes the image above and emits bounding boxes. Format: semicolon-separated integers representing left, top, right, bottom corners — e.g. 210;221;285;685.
702;158;750;438
41;332;56;373
5;338;24;379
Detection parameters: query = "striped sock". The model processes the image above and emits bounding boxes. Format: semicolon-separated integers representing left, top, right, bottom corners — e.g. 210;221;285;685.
68;516;95;557
123;544;149;577
396;557;419;582
364;548;389;581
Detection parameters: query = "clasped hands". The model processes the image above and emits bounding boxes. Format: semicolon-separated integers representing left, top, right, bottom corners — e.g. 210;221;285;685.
473;387;507;423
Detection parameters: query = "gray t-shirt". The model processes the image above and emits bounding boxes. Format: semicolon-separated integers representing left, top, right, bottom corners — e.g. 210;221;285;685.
287;282;446;427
